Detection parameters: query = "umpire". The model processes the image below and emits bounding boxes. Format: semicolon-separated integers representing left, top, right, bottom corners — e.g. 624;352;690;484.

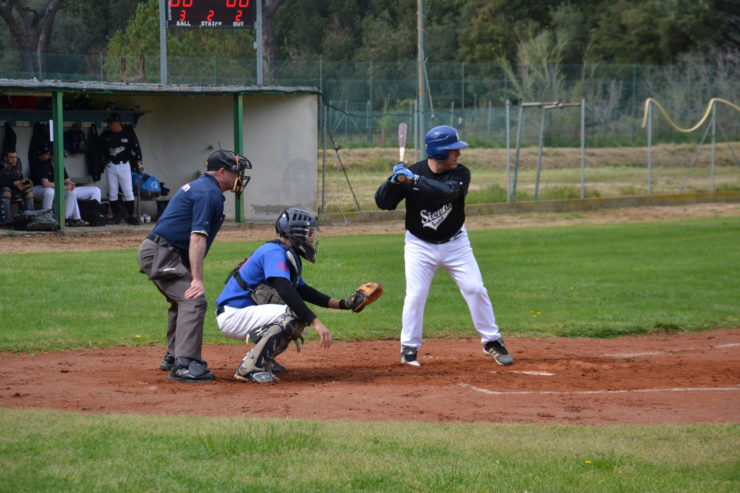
138;150;252;382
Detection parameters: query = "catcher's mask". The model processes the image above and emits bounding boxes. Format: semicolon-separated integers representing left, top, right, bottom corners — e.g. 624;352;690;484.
275;208;320;263
205;149;252;197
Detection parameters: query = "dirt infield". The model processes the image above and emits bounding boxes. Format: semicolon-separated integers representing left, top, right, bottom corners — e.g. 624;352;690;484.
2;329;738;425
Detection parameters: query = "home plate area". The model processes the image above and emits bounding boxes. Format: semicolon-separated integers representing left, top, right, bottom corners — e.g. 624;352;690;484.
1;329;738;425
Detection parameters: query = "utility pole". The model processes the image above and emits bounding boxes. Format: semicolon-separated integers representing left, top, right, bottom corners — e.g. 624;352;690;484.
159;0;167;84
417;0;426;158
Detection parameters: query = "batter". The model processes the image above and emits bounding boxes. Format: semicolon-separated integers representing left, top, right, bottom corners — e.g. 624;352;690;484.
374;125;514;367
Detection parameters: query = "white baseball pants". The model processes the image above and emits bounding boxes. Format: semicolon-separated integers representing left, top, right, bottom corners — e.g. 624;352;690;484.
217;304;296;342
106;161;134;201
401;227;502;349
32;185;101;220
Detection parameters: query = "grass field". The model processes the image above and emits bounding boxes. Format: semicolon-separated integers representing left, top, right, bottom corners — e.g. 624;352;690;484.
1;216;738;492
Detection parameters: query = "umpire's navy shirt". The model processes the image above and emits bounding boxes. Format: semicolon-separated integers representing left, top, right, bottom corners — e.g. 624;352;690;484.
151;173;225;255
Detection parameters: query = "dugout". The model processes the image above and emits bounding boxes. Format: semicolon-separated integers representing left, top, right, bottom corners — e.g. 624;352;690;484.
0;79;319;228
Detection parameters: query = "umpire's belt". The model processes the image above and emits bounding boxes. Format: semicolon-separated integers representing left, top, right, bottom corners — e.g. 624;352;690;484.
146;233;186;260
428;229;464;244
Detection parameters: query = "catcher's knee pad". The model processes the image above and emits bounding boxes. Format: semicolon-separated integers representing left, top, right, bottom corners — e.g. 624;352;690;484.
237;324;288;377
277;311;306;339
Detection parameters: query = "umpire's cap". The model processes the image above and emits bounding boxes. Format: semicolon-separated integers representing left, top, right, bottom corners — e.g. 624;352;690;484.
205;149;252;172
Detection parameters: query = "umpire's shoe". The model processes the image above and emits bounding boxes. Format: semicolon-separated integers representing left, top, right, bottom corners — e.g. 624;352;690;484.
159;351;175;371
483;339;514;366
168;357;215;383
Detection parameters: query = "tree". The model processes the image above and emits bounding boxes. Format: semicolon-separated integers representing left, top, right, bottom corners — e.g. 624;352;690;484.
0;0;64;74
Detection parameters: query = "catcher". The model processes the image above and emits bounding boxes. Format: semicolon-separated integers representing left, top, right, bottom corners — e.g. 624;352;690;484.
215;208;382;383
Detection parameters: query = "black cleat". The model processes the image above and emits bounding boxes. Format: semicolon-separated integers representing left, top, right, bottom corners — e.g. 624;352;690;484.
401;346;421;367
483;339;514;366
159;351;175;371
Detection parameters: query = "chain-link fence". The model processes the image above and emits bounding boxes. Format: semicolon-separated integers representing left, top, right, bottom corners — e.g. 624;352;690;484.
2;51;738;214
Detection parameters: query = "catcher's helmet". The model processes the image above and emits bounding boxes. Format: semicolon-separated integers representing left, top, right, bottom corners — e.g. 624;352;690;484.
425;125;468;161
275;208;320;263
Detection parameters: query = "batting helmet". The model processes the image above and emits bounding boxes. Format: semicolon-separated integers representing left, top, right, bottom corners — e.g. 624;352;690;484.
425;125;468;161
275;208;320;263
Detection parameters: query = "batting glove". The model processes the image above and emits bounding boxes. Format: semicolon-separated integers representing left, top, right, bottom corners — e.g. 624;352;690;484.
392;167;419;185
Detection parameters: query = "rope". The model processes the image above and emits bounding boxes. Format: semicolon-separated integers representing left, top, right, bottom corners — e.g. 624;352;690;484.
641;97;740;133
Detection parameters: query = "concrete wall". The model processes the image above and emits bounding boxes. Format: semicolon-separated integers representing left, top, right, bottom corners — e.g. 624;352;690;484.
1;91;318;222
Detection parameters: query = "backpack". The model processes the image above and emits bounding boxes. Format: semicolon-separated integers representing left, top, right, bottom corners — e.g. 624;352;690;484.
132;171;162;199
12;209;60;231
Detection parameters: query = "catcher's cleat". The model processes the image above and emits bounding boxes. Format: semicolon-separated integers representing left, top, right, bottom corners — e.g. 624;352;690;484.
159;351;175;371
236;370;278;384
168;357;215;382
483;339;514;366
401;346;421;367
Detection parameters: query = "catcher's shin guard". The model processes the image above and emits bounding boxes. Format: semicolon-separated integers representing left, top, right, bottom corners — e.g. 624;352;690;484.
235;323;288;383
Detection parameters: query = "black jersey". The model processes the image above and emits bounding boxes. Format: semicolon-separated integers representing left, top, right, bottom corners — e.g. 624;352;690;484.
99;126;141;165
375;159;470;243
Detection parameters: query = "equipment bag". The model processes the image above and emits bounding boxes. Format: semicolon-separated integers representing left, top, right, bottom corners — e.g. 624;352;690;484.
12;209;60;231
132;171;162;199
78;200;107;227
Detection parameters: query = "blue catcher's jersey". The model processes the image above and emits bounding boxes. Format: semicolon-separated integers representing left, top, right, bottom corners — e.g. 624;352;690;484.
216;241;304;309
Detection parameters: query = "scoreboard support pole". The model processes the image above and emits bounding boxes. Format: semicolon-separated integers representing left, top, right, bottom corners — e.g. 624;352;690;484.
159;0;168;84
255;0;263;85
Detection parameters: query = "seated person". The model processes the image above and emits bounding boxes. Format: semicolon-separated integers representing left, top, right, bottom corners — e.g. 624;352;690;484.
0;149;34;225
30;144;101;227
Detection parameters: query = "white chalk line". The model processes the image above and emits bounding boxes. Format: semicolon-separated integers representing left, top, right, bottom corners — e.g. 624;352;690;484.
605;342;740;358
499;370;555;376
458;383;740;396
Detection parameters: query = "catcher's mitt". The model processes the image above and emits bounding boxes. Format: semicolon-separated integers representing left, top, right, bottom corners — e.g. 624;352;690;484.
345;282;384;313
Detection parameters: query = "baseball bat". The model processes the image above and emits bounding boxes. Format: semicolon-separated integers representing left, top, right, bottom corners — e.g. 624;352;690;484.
397;122;407;163
395;123;412;182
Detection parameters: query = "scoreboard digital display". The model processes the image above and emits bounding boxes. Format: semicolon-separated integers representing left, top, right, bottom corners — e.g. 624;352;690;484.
167;0;256;29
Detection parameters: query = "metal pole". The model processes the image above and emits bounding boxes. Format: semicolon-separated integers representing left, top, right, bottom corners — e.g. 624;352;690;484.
255;0;263;85
513;105;524;199
414;98;419;162
159;0;167;84
417;0;426;151
505;100;511;202
321;102;327;214
51;91;65;229
487;100;492;140
710;102;717;193
534;107;546;200
460;62;465;112
580;98;585;199
233;94;244;222
647;102;653;196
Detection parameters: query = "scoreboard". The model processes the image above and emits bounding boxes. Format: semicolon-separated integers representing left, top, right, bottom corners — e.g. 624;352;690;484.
167;0;256;29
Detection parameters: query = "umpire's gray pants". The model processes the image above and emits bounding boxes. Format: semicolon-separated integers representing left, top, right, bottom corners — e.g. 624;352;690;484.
138;238;207;361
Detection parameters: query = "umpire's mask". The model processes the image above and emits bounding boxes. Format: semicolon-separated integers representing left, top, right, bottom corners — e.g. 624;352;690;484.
205;150;252;197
